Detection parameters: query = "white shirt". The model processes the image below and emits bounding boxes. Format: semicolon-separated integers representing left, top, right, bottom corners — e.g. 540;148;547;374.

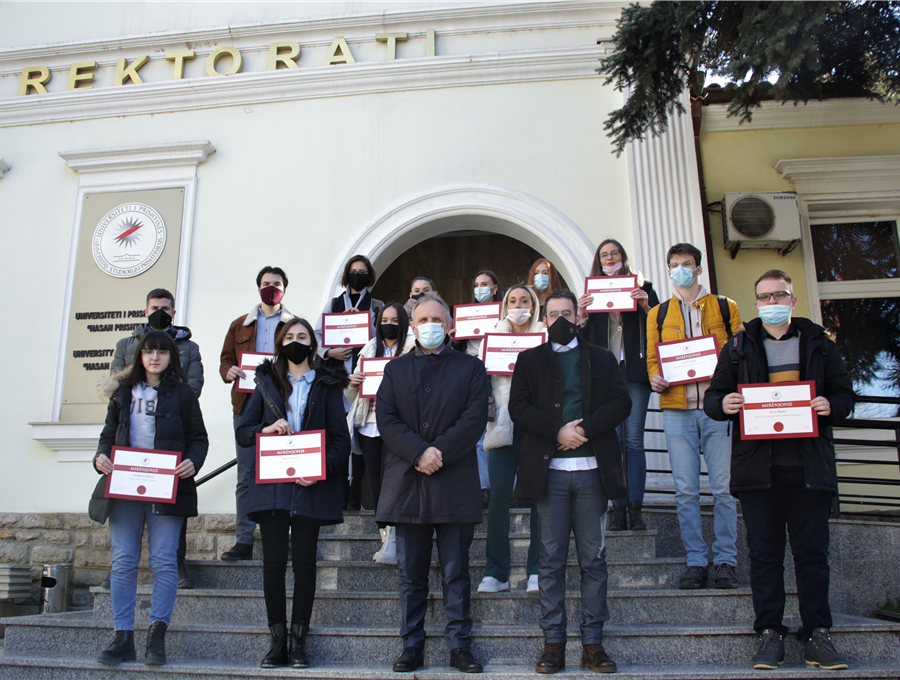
547;335;598;471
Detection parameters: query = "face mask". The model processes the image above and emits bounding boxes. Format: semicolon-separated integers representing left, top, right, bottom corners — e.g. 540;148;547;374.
506;308;532;326
757;303;792;327
602;262;623;276
147;309;172;331
380;323;400;340
474;287;493;303
534;273;550;291
411;292;426;302
548;315;578;345
348;273;369;291
669;266;696;289
260;286;284;306
416;322;446;349
280;341;312;365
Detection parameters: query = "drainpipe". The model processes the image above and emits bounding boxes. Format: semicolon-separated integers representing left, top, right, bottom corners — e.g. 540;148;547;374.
691;95;718;294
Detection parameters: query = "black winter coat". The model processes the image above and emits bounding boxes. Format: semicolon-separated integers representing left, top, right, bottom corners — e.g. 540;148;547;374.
703;317;854;494
583;280;659;385
508;340;632;501
92;378;209;518
375;343;489;525
236;360;351;525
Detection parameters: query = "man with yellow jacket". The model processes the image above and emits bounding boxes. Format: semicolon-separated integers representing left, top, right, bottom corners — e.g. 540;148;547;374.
646;243;742;590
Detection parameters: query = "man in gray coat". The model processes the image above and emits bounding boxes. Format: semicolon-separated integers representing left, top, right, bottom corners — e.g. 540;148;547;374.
376;293;489;674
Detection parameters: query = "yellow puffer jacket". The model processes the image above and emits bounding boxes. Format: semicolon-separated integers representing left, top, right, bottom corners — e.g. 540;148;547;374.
646;293;742;410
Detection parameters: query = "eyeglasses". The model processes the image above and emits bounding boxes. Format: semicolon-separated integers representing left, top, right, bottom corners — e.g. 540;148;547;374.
599;250;621;260
668;261;695;270
547;310;575;320
756;291;792;302
141;349;170;357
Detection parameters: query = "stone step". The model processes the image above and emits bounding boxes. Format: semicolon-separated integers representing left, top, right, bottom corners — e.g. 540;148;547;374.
91;585;795;626
4;612;897;667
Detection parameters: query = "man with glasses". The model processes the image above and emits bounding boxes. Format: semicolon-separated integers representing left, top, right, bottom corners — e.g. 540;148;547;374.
509;290;631;674
646;243;742;590
704;270;853;671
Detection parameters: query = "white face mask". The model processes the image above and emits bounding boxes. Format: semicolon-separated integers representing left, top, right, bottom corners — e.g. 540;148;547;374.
602;262;623;276
506;308;532;326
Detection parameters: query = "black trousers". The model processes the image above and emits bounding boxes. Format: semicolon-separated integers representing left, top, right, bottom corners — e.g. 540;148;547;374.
257;511;320;626
358;434;386;528
736;465;833;638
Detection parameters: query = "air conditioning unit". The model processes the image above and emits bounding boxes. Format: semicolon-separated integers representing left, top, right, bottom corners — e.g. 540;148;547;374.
722;192;801;257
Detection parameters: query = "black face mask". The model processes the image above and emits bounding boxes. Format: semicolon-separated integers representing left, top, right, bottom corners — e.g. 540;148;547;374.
147;309;172;331
548;315;578;346
281;342;312;365
348;273;370;291
380;323;400;340
411;292;426;301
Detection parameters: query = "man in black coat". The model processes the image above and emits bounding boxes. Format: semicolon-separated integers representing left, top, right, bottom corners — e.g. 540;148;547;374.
376;293;489;674
508;290;631;674
704;270;854;672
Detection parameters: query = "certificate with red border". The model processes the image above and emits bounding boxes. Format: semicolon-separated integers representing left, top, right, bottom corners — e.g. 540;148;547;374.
359;357;393;399
584;276;638;313
256;430;326;483
453;302;502;340
321;311;372;348
481;333;546;375
236;352;273;393
655;335;720;386
739;381;818;440
105;447;181;503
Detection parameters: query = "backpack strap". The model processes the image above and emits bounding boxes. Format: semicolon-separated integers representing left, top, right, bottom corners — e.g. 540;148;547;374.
254;376;287;422
716;295;734;342
656;299;670;338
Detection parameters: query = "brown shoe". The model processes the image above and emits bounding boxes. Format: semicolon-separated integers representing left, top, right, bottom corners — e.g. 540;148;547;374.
535;643;565;674
582;643;617;673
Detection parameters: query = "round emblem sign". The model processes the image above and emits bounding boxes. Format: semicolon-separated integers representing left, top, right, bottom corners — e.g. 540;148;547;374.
92;203;166;278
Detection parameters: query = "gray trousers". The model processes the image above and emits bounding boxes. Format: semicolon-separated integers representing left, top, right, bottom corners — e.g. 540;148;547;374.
234;409;257;545
395;522;476;651
536;469;609;645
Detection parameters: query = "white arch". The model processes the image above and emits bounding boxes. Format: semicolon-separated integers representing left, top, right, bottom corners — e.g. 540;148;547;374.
327;184;596;304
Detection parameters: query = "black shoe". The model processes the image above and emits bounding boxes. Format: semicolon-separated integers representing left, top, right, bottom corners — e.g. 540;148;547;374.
607;502;626;531
804;628;848;670
535;642;565;674
713;562;738;589
97;630;136;665
261;623;288;668
752;629;784;670
581;643;617;673
627;501;647;530
289;622;311;668
144;621;167;666
221;542;253;561
482;489;490;510
450;647;483;673
678;565;708;589
392;646;424;672
177;559;194;589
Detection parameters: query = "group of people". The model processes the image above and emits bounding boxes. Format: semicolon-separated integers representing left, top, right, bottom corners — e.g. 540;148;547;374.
88;240;854;674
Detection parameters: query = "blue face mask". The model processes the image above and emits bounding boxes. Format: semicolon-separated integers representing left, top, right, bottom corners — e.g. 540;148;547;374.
758;303;792;327
474;287;493;303
534;273;550;291
669;265;696;289
416;322;446;349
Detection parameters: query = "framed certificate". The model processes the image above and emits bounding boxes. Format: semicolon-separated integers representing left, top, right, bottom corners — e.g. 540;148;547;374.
359;357;393;399
655;335;720;386
321;311;372;348
453;302;502;340
739;381;818;440
584;276;638;313
481;332;546;375
236;352;273;393
105;447;181;504
256;430;327;484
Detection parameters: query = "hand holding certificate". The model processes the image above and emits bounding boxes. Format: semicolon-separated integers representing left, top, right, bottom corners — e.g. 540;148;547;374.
359;357;393;398
322;311;372;348
105;447;181;503
481;333;546;375
584;276;638;313
236;352;273;393
739;381;818;440
256;430;326;483
453;302;501;340
655;335;720;385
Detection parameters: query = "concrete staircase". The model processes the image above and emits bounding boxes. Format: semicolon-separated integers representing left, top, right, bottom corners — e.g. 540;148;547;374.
2;509;899;678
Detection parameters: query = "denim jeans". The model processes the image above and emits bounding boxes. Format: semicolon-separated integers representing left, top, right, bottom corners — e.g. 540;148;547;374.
663;408;737;567
477;431;489;490
108;500;182;630
613;371;652;504
536;469;609;645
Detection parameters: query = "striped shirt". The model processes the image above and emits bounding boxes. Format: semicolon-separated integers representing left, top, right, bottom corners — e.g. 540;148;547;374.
762;323;802;466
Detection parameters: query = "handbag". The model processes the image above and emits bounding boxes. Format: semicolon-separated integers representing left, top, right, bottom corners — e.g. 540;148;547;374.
88;474;113;524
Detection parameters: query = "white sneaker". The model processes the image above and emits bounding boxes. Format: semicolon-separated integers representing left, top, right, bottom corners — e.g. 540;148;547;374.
477;576;510;593
526;574;539;594
373;526;398;565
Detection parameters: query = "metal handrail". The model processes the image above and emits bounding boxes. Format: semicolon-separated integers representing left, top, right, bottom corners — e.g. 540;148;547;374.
195;458;237;487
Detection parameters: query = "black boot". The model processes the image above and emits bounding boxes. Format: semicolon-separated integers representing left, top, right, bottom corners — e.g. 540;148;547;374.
97;630;136;665
608;501;627;531
144;621;167;666
628;501;647;530
289;622;311;668
261;623;288;668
